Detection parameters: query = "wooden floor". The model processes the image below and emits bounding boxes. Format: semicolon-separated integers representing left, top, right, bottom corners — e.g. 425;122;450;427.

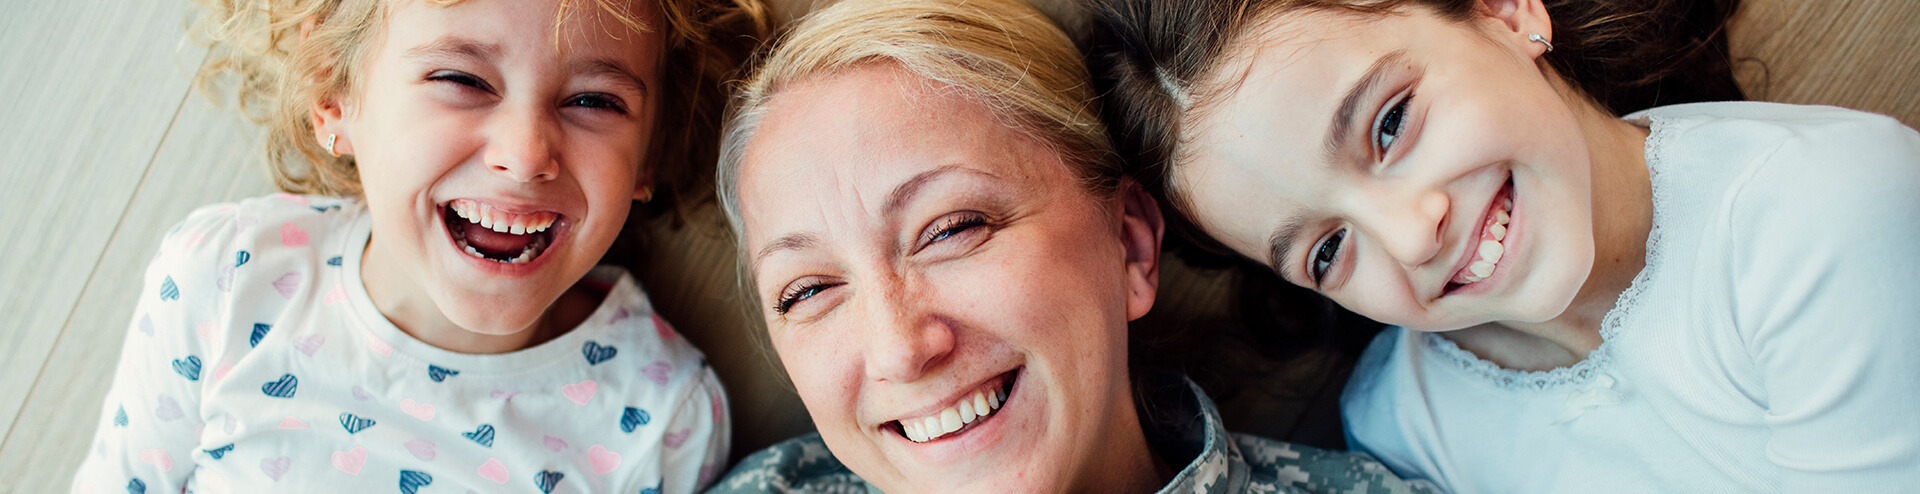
1;0;1915;491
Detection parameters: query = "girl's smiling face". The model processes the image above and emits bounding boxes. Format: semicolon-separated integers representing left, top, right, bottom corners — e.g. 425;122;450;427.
1179;4;1595;332
320;0;661;343
737;64;1163;493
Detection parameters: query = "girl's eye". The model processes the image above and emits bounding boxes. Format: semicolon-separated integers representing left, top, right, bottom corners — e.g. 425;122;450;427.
565;93;627;114
1374;94;1411;155
916;213;989;252
427;70;492;92
1310;228;1347;286
774;280;840;316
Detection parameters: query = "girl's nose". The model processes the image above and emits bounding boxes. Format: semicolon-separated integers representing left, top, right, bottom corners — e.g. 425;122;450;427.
485;104;561;182
861;284;955;384
1361;186;1448;268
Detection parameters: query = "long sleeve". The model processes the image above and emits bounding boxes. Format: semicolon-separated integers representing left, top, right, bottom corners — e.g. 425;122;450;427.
73;205;238;493
658;364;730;494
1728;111;1920;490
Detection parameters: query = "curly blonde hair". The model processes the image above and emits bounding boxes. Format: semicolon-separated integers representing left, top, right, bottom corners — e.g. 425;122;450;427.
193;0;766;215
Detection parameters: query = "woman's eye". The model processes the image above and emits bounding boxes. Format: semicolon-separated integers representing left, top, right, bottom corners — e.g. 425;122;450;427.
1310;228;1347;286
565;93;627;114
917;213;988;251
1374;94;1410;155
774;281;837;315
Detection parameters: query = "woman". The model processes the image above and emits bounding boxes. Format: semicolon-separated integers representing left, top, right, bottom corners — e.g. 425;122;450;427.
703;0;1440;492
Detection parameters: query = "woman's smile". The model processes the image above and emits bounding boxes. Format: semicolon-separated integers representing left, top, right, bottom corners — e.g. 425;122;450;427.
891;369;1016;444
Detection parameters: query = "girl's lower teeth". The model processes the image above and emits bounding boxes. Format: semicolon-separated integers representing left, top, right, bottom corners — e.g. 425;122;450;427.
452;230;545;264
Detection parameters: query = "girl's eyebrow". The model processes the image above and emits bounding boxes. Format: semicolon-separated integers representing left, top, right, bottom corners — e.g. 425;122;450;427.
1322;49;1409;163
569;59;649;97
404;36;502;64
1267;209;1313;279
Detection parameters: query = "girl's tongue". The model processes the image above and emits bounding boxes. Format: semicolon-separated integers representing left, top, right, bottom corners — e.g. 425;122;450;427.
461;221;536;256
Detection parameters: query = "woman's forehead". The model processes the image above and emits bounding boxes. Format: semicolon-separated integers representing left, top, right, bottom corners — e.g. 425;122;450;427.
737;65;1068;241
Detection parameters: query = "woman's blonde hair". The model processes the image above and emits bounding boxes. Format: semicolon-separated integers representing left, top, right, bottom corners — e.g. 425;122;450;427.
716;0;1114;297
193;0;766;215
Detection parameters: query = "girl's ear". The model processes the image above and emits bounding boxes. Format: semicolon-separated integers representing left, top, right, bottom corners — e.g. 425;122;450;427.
311;97;353;157
1118;179;1166;321
1478;0;1553;58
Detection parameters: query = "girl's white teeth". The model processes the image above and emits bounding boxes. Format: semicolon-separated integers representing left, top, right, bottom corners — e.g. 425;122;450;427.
1459;198;1514;284
448;199;556;234
902;388;1005;443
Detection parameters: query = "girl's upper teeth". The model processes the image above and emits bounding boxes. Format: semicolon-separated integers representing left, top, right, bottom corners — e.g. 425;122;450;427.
902;387;1004;443
1460;198;1514;285
448;199;556;234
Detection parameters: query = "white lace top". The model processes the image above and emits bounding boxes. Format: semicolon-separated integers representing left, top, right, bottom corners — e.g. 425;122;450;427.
1341;102;1920;493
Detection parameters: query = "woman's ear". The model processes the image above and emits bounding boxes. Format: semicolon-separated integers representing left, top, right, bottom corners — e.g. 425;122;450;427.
311;96;353;157
1118;179;1165;321
1478;0;1553;58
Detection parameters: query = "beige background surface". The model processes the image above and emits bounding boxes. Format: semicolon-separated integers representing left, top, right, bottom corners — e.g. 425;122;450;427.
3;0;1916;491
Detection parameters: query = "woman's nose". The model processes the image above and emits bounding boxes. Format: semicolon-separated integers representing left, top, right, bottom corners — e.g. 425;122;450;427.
1360;186;1448;268
861;286;955;383
485;104;561;182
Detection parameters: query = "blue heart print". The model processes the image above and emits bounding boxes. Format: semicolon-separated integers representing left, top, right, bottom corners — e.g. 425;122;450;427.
340;413;376;434
327;256;343;266
398;469;432;494
641;480;662;494
427;365;459;382
534;471;564;493
582;340;618;366
159;276;179;301
126;478;145;494
621;407;650;433
250;323;271;348
204;444;234;460
235;250;251;268
114;406;128;427
261;374;298;398
172;355;202;381
464;424;496;448
312;204;341;214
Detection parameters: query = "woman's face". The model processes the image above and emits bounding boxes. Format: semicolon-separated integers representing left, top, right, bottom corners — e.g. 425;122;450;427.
1179;5;1595;332
736;64;1162;492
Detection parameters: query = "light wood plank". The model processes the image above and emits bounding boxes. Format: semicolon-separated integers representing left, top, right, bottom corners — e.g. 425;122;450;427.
0;81;273;491
0;0;209;444
1731;0;1920;127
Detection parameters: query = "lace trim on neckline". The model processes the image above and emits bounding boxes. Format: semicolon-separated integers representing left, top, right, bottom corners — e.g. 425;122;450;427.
1421;115;1675;391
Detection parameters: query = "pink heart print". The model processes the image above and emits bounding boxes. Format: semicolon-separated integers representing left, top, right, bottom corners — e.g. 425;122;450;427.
276;193;310;206
363;330;394;356
652;313;676;340
139;448;173;472
332;447;368;475
323;285;347;305
401;398;436;420
260;456;291;481
642;362;672;386
294;335;326;356
562;380;598;406
543;435;570;452
272;272;302;298
664;428;691;449
405;438;437;460
478;457;510;484
279;416;308;429
588;445;622;474
281;222;309;247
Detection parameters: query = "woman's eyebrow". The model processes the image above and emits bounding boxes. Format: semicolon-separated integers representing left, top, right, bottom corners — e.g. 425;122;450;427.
1322;49;1409;163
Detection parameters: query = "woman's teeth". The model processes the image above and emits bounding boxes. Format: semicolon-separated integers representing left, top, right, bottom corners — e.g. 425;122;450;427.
1459;198;1513;285
901;387;1004;443
448;199;556;235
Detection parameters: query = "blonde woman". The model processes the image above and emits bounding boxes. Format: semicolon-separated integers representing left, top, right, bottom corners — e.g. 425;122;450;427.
703;0;1439;492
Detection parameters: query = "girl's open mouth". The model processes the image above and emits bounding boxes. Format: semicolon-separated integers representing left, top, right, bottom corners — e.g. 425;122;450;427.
891;368;1019;444
1446;177;1515;292
442;199;559;264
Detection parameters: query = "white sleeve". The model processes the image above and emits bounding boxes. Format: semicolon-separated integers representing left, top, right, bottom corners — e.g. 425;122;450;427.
72;205;238;493
1727;113;1920;490
657;365;731;494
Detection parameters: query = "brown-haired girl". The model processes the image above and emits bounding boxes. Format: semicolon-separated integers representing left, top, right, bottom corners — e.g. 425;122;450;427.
1088;0;1920;491
73;0;762;491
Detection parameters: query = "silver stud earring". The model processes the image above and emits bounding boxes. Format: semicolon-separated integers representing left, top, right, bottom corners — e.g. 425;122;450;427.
1528;33;1554;52
325;134;340;157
